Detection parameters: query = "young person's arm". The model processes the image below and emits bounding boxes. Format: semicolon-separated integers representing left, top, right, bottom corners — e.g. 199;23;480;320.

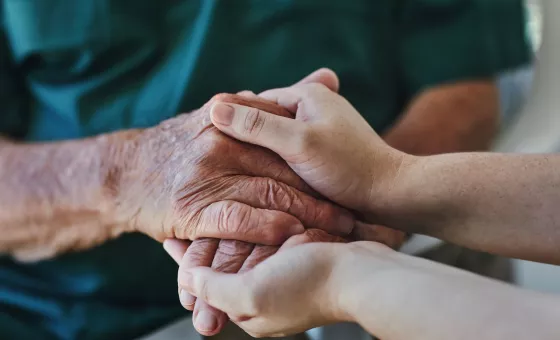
209;77;560;263
180;240;560;339
381;152;560;264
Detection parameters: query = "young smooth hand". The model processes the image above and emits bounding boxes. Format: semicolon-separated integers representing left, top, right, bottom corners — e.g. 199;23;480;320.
209;69;410;218
180;238;560;340
177;239;396;338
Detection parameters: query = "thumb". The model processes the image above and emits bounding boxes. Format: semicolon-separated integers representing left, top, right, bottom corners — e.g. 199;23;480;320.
163;239;191;264
295;68;340;93
210;102;305;158
178;267;253;315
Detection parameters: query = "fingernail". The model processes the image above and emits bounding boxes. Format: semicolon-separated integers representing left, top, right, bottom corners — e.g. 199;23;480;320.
180;289;196;308
195;310;219;332
211;103;235;126
338;212;354;235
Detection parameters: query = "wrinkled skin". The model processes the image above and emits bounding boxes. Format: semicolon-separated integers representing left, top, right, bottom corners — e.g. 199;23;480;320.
117;93;355;243
116;88;356;334
154;70;405;336
164;229;348;336
166;228;403;336
163;98;405;337
177;240;400;339
166;224;404;336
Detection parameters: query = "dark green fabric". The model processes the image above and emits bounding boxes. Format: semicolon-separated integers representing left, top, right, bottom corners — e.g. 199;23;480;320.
0;0;530;339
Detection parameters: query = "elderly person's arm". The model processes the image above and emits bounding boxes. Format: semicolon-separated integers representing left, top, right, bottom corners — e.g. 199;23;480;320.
383;80;499;155
385;0;531;156
0;93;353;262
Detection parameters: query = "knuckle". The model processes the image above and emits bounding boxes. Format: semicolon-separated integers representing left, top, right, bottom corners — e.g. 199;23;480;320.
263;178;293;209
182;239;217;266
243;108;266;136
304;82;329;96
213;240;253;272
184;249;206;264
217;201;236;233
216;240;253;257
219;202;252;233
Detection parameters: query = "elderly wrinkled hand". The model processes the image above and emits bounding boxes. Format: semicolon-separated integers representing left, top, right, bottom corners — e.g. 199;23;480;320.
115;93;353;243
160;70;406;336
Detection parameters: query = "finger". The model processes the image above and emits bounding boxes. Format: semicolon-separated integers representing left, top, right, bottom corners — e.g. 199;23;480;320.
212;240;254;272
351;222;407;250
178;238;219;310
239;245;279;273
228;178;354;236
193;240;254;336
233;140;314;195
259;82;333;115
210;102;305;159
188;200;305;245
251;68;339;113
294;68;340;93
236;90;259;99
210;93;293;118
209;93;314;194
280;229;348;251
163;239;191;264
179;267;255;319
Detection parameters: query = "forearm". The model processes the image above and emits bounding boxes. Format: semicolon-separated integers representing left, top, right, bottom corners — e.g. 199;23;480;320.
343;252;560;340
0;132;134;261
380;153;560;264
383;80;499;155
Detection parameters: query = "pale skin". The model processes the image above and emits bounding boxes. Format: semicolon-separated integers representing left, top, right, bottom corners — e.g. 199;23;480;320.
174;73;560;339
174;70;499;335
0;93;353;260
0;64;497;335
0;70;404;335
180;242;560;340
0;71;363;263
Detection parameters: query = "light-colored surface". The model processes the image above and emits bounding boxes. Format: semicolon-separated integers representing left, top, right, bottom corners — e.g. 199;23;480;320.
499;0;560;294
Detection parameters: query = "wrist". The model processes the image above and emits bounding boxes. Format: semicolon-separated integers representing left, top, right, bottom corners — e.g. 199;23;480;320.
324;243;397;324
321;246;357;323
363;148;419;220
332;244;403;327
95;129;143;235
338;246;427;338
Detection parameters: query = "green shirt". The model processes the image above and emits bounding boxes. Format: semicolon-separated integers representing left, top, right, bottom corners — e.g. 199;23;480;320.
0;0;530;339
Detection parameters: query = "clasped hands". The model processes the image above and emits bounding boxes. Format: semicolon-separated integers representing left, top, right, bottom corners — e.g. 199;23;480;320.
131;69;406;336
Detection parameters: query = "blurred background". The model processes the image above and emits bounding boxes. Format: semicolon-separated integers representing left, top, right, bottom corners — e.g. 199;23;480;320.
505;0;560;294
0;0;557;339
